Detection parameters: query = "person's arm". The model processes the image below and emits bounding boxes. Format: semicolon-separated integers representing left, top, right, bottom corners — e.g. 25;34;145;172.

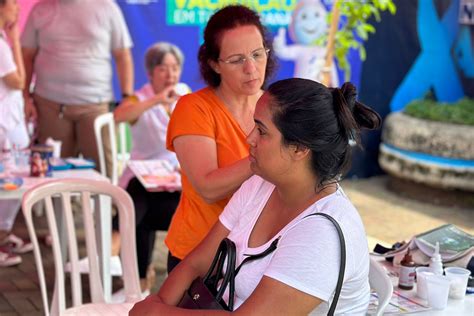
129;222;231;316
113;47;134;97
21;46;38;121
235;276;322;315
130;222;322;316
3;22;24;90
173;135;253;204
272;27;300;60
113;86;178;124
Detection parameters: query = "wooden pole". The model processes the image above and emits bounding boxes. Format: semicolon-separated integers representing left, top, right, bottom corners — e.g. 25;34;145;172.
320;0;341;87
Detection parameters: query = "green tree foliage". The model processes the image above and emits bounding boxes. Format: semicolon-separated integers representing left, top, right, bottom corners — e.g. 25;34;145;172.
316;0;396;80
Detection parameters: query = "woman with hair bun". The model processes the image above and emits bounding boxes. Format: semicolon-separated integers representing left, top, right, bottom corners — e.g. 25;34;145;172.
131;78;381;315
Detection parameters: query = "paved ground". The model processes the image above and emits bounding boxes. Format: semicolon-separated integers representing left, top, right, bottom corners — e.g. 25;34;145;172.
0;175;472;314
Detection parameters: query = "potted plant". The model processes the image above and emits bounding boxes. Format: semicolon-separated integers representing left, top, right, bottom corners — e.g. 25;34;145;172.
379;97;474;192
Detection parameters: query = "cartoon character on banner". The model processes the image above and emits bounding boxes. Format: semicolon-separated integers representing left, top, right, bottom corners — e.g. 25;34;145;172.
273;0;339;86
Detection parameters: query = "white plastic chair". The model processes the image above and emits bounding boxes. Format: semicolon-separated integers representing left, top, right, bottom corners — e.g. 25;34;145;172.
94;113;130;186
369;257;393;316
94;113;119;185
118;122;131;167
22;179;141;316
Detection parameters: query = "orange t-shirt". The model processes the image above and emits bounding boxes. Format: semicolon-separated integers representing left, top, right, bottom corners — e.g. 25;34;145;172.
165;87;249;259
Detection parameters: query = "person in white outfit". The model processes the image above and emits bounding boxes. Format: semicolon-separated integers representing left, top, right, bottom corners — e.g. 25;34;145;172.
113;42;190;295
131;78;382;315
0;0;33;268
21;0;134;177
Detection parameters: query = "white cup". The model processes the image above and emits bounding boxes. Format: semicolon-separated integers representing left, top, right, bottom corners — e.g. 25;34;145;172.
426;274;451;310
444;267;471;300
52;140;62;158
416;267;434;300
45;137;62;158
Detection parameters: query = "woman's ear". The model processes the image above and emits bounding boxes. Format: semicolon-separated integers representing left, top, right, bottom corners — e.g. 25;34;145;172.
208;60;220;74
291;144;310;161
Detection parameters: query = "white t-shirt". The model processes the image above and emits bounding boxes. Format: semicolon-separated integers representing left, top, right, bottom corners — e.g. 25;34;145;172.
118;82;190;188
219;176;370;315
21;0;133;105
0;34;28;149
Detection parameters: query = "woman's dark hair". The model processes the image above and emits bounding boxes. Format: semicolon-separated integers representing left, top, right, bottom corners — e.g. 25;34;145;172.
268;78;381;188
198;5;276;87
0;0;5;6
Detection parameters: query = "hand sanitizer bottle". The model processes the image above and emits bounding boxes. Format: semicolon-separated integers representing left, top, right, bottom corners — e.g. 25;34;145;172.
429;242;443;275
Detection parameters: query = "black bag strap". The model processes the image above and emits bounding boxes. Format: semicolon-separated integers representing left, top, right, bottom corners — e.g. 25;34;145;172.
234;237;280;276
203;238;236;310
303;212;346;316
208;213;345;314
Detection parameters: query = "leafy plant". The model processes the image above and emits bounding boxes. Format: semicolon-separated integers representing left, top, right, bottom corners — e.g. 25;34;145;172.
404;98;474;126
316;0;396;80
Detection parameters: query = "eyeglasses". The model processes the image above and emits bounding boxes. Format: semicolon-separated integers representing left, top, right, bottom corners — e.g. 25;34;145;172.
218;48;270;66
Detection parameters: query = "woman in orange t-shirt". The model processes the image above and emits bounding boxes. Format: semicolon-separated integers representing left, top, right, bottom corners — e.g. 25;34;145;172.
165;5;276;271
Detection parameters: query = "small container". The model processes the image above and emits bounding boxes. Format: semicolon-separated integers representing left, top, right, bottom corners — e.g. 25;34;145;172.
30;145;53;177
429;242;443;276
416;266;434;300
399;249;416;290
444;267;471;299
426;274;451;310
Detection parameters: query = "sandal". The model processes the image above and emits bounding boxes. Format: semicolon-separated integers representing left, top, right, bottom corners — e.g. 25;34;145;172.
0;247;22;267
1;234;34;254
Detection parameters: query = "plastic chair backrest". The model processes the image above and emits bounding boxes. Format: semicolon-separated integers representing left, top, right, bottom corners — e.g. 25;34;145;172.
94;113;118;185
369;257;393;316
117;122;131;173
22;179;141;316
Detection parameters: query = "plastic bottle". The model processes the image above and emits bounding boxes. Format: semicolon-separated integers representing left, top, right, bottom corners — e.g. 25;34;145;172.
1;138;13;176
429;242;443;275
399;249;416;290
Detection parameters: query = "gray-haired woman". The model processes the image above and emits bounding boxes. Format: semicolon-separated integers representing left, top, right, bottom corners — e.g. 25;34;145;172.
112;41;191;296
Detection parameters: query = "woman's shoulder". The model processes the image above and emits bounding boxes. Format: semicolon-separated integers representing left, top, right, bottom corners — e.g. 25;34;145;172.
181;86;213;101
309;186;356;214
286;187;363;234
174;87;218;113
236;175;273;199
28;1;54;18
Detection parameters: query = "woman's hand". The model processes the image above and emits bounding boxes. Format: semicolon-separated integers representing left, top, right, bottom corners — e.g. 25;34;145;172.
129;293;165;316
114;85;182;124
154;85;179;106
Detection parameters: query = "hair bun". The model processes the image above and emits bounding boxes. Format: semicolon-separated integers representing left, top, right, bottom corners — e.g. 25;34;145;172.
340;82;357;112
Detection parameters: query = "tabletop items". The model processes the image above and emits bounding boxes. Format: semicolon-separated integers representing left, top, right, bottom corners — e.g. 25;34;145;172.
399;249;416;290
30;145;53;177
128;159;181;192
371;255;473;314
0;176;23;191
